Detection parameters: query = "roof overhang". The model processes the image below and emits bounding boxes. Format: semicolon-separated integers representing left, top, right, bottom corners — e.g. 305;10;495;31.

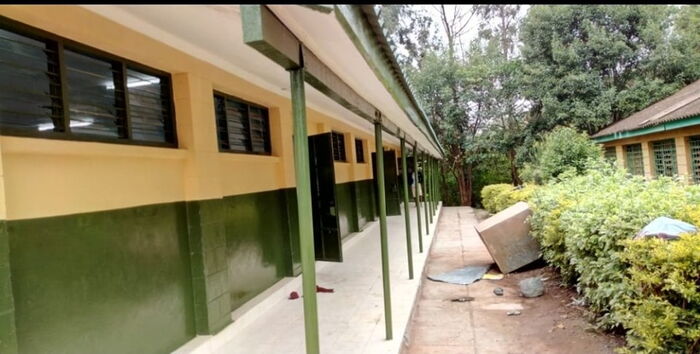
592;115;700;143
81;5;442;157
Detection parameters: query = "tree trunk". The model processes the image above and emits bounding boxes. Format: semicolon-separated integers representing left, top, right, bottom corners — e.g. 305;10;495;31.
508;149;522;186
464;163;473;206
455;166;469;206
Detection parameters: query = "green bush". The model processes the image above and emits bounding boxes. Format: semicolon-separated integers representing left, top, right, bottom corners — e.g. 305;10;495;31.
481;184;512;213
528;162;700;352
481;183;537;214
521;126;603;184
616;234;700;354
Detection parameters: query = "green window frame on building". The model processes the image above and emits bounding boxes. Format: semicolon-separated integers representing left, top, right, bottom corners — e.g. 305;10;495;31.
213;91;271;155
624;143;645;176
331;131;346;162
0;18;176;146
652;139;678;177
604;146;617;162
689;136;700;183
355;138;365;163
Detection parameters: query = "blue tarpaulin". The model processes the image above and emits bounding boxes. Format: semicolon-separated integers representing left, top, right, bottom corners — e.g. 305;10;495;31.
634;216;697;241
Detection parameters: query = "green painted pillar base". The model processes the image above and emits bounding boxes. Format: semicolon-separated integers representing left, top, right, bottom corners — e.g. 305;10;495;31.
186;200;232;335
0;222;18;354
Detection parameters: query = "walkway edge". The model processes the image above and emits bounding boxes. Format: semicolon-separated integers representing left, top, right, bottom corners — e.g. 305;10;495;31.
399;202;442;352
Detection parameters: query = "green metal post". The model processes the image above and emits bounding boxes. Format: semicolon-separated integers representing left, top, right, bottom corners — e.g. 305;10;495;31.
428;157;433;214
426;155;433;226
400;138;414;279
430;157;437;215
374;120;393;340
413;144;423;253
290;68;320;354
422;152;430;234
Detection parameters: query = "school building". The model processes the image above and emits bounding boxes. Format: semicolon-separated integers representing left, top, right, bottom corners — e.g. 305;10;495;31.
0;5;443;354
593;79;700;182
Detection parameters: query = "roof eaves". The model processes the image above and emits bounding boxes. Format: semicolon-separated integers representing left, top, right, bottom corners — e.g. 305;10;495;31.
334;5;444;158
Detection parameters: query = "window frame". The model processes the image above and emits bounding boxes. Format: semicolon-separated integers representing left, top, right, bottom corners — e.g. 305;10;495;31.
688;135;700;183
0;15;178;148
331;131;347;162
604;146;617;162
651;138;678;177
355;138;365;163
624;143;645;176
213;90;272;156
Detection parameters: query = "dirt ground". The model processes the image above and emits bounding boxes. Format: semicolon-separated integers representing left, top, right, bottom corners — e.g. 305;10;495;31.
401;207;624;354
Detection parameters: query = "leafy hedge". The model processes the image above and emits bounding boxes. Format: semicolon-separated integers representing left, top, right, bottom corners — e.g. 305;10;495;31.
480;183;537;214
526;162;700;352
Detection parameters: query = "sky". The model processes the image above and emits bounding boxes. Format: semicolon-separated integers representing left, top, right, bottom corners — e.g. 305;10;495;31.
416;5;530;52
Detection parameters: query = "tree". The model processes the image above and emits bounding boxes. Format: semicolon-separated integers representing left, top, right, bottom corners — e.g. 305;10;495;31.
520;126;603;184
376;5;440;70
519;5;687;135
473;5;528;185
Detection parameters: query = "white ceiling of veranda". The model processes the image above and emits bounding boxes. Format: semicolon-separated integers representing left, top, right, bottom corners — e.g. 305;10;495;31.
81;5;440;155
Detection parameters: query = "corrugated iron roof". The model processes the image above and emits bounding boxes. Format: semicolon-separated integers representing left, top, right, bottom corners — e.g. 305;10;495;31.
592;79;700;138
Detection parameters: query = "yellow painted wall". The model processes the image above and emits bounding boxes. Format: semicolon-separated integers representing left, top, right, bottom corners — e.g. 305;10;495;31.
601;125;700;181
0;5;379;220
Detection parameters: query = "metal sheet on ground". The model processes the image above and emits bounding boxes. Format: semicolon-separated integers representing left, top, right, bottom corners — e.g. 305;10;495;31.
427;264;491;285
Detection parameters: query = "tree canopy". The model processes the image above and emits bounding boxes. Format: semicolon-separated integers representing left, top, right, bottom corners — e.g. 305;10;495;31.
378;5;700;206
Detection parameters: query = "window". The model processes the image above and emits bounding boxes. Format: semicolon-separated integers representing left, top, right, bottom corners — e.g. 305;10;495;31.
604;146;617;162
331;131;346;161
625;143;644;176
689;136;700;183
355;138;365;163
0;21;175;145
652;139;678;177
214;92;271;154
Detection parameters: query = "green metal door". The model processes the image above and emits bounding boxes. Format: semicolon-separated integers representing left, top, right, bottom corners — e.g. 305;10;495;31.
372;150;401;216
308;133;343;262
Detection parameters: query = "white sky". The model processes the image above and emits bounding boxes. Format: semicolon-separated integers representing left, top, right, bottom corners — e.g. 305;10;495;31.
416;5;530;53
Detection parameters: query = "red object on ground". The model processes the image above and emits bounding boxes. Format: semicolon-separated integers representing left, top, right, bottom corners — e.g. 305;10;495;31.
288;291;299;300
316;285;334;293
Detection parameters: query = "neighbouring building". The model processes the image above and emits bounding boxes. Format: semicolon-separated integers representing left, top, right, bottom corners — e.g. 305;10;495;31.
0;5;442;354
593;79;700;182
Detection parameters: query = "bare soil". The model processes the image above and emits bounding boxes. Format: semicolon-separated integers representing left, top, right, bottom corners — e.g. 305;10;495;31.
402;207;624;354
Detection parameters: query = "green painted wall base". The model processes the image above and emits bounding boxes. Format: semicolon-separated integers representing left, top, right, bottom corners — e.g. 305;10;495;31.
9;202;196;354
0;221;18;354
3;178;378;354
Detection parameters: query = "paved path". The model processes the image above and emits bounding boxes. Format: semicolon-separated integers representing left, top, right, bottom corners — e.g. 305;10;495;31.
402;207;621;354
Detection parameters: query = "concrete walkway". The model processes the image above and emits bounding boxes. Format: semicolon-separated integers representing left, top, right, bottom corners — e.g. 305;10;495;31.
177;202;441;354
402;207;621;354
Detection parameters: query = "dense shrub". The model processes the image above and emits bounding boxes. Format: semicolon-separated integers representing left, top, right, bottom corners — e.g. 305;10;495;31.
481;183;537;214
617;234;700;354
528;162;700;352
521;126;603;184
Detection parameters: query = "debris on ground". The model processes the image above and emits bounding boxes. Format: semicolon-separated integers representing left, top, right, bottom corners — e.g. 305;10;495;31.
289;291;299;300
493;287;504;296
569;297;586;307
427;264;491;285
451;296;475;302
519;277;544;298
474;202;541;273
316;285;334;293
507;310;521;316
482;272;504;280
633;216;696;241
